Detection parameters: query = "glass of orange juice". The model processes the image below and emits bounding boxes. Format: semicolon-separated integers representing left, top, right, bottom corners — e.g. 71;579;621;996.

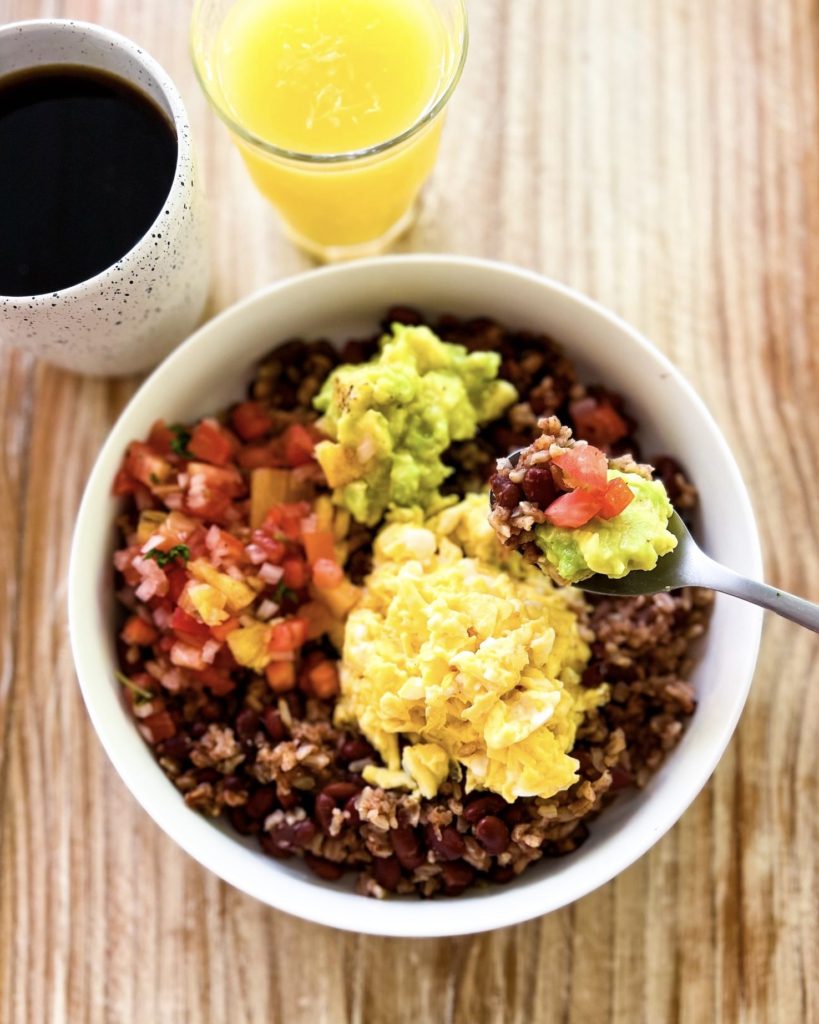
191;0;468;262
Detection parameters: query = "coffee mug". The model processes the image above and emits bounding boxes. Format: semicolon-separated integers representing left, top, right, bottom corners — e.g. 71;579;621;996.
0;20;210;376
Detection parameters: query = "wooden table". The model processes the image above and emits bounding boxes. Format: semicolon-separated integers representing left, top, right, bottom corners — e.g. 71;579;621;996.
2;1;818;1021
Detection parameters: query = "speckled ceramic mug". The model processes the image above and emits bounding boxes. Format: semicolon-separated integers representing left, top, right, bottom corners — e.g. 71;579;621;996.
0;20;210;376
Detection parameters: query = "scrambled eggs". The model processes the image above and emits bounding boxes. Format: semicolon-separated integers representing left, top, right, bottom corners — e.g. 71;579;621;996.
335;495;609;803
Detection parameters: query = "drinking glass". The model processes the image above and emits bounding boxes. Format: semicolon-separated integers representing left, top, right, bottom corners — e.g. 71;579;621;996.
191;0;467;262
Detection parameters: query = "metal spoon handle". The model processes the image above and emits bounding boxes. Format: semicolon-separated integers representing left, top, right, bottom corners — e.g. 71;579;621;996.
698;559;819;632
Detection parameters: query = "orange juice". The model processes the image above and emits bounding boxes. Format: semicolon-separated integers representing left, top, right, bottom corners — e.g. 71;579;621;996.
194;0;464;257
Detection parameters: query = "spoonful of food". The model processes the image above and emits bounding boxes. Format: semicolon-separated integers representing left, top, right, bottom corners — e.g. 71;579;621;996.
488;416;819;632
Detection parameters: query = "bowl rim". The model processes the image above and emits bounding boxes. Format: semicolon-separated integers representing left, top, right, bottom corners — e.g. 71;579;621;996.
68;254;764;937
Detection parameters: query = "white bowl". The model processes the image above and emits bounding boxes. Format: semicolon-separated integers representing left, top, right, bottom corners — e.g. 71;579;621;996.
69;255;763;937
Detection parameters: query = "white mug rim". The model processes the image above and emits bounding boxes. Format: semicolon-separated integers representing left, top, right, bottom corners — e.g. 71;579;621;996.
0;18;193;303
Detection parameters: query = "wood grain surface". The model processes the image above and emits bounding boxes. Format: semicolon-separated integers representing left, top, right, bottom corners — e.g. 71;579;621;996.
1;1;818;1021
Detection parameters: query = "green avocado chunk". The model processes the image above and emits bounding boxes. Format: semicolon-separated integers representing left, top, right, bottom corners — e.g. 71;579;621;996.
534;470;678;582
313;323;517;525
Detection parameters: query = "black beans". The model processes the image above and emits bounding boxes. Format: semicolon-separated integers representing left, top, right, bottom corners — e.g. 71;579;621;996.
316;782;361;835
425;824;465;862
262;707;286;742
246;786;276;820
489;472;522;509
304;852;344;881
235;708;259;742
339;737;375;762
391;827;426;870
522;466;559;507
372;855;402;891
475;816;510;855
463;794;507;824
441;861;475;895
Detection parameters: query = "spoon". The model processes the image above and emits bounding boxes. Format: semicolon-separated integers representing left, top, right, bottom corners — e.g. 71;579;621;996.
491;455;819;632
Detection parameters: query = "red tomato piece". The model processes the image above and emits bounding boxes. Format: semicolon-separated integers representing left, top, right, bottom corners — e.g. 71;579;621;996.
147;420;175;456
569;397;629;448
231;401;273;441
543;489;603;528
207;526;246;564
185;462;246;521
165;566;189;604
269;618;308;653
282;558;309;589
312;558;344;590
120;615;159;647
125;441;172;487
210;617;239;642
196;667;236;695
307;660;340;700
186;462;245;496
170;606;211;641
552;445;608;492
597;477;635;519
265;662;297;693
264;502;311;541
282;424;317;467
188;419;236;467
112;467;137;496
140;710;176;744
302;529;336;566
250;529;288;564
237;443;283;471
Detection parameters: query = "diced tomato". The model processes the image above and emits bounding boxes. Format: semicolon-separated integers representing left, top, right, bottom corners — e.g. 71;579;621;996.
166;566;189;604
147;420;175;456
237;443;284;471
120;615;159;647
187;462;245;495
263;502;311;541
301;600;335;641
282;558;309;589
210;617;240;642
170;606;211;642
188;419;236;467
312;558;343;590
552;445;608;492
139;710;176;744
125;441;172;487
597;477;635;519
269;617;308;652
265;661;297;693
282;424;317;467
544;489;603;528
569;397;629;449
302;528;336;566
306;660;340;700
185;462;246;521
206;525;246;564
197;666;236;695
250;528;289;563
231;401;273;441
113;467;138;496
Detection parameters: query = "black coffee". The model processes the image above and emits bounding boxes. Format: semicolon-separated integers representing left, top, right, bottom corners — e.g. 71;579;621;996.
0;65;177;296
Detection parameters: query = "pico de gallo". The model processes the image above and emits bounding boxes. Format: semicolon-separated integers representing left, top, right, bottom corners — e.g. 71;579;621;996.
113;397;363;745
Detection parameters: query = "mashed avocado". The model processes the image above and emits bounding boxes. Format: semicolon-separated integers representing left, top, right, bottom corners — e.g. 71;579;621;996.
535;470;677;583
336;495;609;803
313;324;517;525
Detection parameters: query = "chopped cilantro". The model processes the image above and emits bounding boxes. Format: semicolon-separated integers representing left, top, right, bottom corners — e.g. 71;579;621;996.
115;670;154;703
169;424;192;458
273;581;298;604
149;472;160;485
145;544;190;568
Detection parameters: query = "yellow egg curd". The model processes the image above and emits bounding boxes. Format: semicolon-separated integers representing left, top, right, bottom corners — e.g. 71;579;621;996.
334;494;609;803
